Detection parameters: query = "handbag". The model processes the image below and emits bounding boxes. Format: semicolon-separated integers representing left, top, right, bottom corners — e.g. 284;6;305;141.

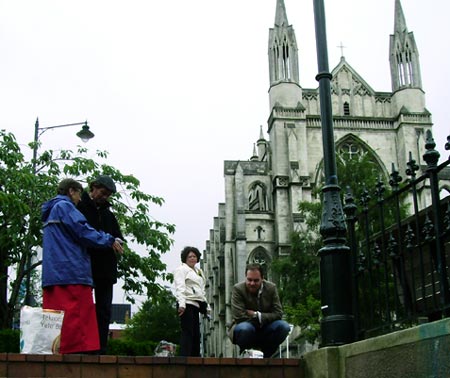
20;305;64;354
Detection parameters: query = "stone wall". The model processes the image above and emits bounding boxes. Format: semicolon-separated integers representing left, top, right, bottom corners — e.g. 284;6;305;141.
303;317;450;378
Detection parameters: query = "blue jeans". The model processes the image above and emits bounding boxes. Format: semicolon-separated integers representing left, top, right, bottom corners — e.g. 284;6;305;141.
233;320;290;358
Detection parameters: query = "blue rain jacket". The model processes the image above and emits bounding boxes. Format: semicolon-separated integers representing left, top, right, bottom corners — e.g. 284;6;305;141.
41;195;115;287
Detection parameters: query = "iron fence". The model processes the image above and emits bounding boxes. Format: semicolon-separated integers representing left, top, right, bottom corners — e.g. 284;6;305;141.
344;131;450;340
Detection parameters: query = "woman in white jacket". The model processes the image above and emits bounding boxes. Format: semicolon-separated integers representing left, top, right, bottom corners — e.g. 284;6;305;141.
173;246;209;356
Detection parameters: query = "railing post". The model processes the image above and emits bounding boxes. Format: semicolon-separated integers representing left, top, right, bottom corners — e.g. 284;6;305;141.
374;179;392;325
406;152;426;314
389;164;414;316
343;187;359;339
422;130;450;314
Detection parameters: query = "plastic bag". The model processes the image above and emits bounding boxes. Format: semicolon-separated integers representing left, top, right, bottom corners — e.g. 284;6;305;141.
241;349;264;358
154;340;176;357
20;305;64;354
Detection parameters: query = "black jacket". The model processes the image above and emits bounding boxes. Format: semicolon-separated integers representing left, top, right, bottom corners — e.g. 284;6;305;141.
77;190;124;284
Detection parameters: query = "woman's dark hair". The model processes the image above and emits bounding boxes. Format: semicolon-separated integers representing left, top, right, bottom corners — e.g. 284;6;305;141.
57;178;83;195
180;246;201;263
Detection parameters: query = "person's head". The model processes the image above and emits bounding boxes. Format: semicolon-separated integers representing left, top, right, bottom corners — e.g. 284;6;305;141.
89;175;116;204
245;263;264;294
57;178;83;205
180;246;201;268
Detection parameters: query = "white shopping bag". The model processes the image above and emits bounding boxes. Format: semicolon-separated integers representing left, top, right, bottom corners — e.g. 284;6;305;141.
242;349;264;358
20;305;64;354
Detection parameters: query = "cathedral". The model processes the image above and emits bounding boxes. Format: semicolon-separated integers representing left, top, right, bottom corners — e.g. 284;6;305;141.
201;0;433;357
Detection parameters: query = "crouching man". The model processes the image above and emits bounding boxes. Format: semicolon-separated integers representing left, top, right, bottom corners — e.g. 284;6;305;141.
228;263;290;358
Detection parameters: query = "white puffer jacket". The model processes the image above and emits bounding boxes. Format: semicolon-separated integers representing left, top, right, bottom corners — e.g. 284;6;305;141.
173;263;208;309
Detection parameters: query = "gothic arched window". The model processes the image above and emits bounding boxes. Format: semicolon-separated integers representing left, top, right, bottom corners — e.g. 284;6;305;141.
314;135;388;195
248;182;269;211
282;35;291;80
339;142;360;158
247;248;271;279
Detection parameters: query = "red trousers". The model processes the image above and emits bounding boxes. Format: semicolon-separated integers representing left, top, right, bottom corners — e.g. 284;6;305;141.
43;285;100;354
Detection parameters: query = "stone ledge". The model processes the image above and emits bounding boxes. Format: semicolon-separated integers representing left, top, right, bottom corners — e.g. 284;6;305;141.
0;353;303;366
0;353;304;378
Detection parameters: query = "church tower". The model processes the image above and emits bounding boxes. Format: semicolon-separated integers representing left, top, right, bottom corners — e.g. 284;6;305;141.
390;0;422;94
268;0;301;109
268;0;308;257
389;0;428;175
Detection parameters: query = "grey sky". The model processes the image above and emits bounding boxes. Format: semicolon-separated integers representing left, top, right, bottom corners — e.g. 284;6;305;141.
1;0;449;306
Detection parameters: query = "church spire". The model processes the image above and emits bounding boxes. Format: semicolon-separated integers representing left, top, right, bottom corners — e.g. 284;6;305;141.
268;0;299;86
259;125;265;141
274;0;289;27
251;143;259;161
389;0;422;91
394;0;407;33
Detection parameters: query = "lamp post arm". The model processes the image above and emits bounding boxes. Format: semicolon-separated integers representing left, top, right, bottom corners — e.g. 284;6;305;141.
32;118;91;171
35;119;88;140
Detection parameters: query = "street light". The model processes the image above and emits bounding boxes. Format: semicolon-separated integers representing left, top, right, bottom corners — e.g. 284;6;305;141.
32;118;95;166
24;117;95;306
312;0;355;346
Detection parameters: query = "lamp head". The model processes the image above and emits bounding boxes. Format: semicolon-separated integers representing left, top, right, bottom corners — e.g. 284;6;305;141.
76;122;95;142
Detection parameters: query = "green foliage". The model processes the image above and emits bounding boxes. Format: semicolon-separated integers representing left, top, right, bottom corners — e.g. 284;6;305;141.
297;201;322;231
272;227;322;344
0;329;20;352
106;338;158;356
123;289;180;344
336;150;381;200
284;295;321;344
0;129;175;329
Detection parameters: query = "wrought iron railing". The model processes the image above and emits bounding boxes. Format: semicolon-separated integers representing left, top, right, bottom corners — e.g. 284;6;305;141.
344;131;450;340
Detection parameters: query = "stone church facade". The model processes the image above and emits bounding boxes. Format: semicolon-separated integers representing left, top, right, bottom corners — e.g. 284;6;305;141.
201;0;434;357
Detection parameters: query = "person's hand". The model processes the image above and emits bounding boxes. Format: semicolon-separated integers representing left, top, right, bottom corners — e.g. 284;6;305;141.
178;307;185;316
246;309;256;317
112;239;124;255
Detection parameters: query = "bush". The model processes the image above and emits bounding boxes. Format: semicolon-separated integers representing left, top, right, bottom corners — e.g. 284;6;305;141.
0;329;20;353
106;338;159;356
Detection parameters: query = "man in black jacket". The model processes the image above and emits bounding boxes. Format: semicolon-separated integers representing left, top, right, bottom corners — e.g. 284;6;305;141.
77;175;124;354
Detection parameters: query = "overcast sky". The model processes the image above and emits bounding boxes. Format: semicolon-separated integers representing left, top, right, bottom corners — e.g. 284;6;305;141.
1;0;449;306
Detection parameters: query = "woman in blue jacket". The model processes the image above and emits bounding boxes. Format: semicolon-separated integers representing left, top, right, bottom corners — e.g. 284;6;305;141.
41;178;123;354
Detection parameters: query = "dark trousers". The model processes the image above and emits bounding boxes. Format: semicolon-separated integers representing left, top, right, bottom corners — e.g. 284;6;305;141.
179;304;200;357
93;281;113;354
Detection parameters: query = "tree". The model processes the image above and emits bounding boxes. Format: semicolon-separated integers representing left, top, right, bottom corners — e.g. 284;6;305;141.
335;150;381;200
0;130;175;329
271;207;322;344
123;288;180;344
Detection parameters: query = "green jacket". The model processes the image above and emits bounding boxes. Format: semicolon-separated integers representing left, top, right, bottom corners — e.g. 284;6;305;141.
228;280;283;339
